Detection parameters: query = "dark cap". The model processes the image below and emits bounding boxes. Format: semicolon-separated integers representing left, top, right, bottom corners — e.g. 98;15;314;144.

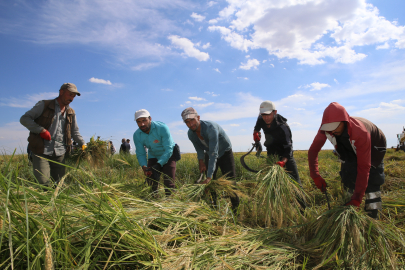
60;83;81;96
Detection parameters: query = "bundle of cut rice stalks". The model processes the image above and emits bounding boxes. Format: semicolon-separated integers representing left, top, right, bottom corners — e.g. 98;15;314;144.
296;206;405;269
70;136;108;168
255;165;308;228
179;178;247;202
157;231;300;270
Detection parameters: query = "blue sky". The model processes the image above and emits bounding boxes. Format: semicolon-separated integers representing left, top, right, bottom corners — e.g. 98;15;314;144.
1;0;405;154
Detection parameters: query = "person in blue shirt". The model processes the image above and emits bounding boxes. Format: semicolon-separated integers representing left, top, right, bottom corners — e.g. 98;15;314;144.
134;109;178;196
181;107;239;212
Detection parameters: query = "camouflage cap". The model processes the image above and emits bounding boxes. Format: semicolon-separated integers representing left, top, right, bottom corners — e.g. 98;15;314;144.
60;83;80;96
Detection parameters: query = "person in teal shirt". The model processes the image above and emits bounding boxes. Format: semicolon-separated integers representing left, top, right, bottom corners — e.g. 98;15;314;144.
133;109;178;196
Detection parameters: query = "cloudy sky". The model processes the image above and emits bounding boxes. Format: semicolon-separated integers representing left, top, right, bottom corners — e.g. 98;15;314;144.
1;0;405;154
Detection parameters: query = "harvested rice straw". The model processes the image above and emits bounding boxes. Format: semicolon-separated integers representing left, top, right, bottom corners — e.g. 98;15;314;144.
296;206;405;269
255;165;308;228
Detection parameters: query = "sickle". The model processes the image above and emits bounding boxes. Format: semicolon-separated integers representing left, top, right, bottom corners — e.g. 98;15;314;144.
240;144;260;173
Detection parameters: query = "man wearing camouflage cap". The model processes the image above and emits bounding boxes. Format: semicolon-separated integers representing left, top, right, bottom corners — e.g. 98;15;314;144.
181;107;240;213
20;83;86;188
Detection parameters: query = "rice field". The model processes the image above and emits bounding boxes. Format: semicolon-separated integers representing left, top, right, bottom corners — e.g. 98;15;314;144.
1;147;405;269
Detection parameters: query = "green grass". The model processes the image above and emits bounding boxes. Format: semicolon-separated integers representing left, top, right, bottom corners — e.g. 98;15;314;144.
0;148;405;269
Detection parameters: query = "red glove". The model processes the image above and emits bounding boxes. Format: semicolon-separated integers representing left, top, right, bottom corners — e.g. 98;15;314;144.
276;161;285;167
345;199;361;207
345;193;362;207
253;131;261;142
40;130;51;141
313;176;327;192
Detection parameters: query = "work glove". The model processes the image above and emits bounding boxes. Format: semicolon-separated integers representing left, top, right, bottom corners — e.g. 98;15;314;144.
276;161;285;167
82;144;87;150
344;193;362;207
40;130;51;141
253;131;261;142
344;199;361;207
313;176;327;192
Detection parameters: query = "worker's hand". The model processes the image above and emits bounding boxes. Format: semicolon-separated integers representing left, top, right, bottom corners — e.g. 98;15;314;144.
82;144;87;150
40;129;51;141
313;176;327;192
276;161;285;167
142;166;153;177
344;199;361;207
253;131;261;142
200;177;211;185
199;159;207;173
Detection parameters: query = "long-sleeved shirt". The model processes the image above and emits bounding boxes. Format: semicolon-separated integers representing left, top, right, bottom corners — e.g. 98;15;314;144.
254;114;293;159
20;99;85;156
188;120;232;178
133;121;175;167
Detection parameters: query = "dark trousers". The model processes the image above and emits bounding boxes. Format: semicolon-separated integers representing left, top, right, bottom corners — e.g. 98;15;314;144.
204;149;240;212
341;161;385;219
32;152;65;187
147;156;176;196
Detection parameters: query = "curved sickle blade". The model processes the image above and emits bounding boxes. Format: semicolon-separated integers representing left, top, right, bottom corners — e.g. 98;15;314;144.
240;144;259;173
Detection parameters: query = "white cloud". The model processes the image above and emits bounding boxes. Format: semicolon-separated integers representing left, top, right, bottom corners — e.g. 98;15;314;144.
0;1;193;66
89;77;112;85
209;19;218;24
213;68;221;73
132;62;160;70
208;1;217;7
205;91;219;96
237;77;249;80
262;60;267;63
195;102;214;108
376;42;390;50
0;122;33;154
308;82;331;91
245;55;250;58
191;12;205;22
0;92;57;108
201;42;210;49
168;35;210;61
216;60;222;63
230;124;240;127
185;101;191;104
211;0;405;65
270;64;274;67
355;101;405;121
189;96;206;101
334;79;339;84
239;58;260;70
208;26;255;52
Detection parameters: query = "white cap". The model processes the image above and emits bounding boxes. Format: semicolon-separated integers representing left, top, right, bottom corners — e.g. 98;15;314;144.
259;100;276;114
135;109;150;120
320;122;340;131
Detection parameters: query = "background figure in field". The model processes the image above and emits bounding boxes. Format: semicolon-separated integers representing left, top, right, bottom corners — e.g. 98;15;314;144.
134;109;179;197
181;107;240;213
120;138;130;154
254;100;305;210
308;102;386;219
20;83;85;187
109;141;116;155
126;139;132;153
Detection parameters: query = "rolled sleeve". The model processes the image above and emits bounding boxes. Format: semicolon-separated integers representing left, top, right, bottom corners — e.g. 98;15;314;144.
71;114;85;145
20;101;45;134
134;132;148;167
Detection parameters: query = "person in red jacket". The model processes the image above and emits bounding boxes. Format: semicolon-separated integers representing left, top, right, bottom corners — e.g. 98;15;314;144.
308;102;386;219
